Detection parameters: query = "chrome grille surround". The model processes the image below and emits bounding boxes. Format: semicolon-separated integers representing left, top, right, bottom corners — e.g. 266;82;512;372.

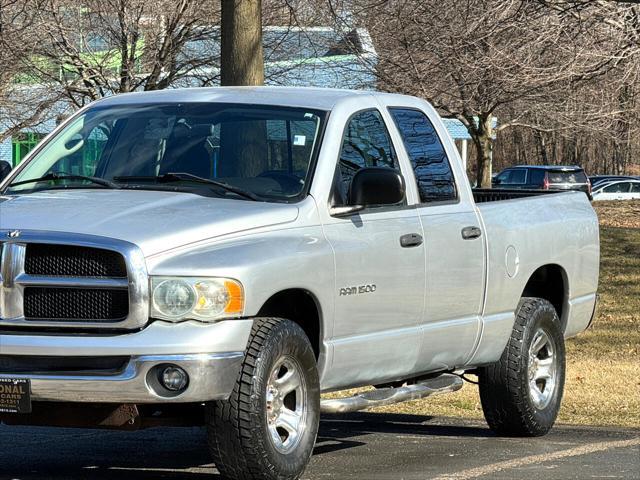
0;230;149;330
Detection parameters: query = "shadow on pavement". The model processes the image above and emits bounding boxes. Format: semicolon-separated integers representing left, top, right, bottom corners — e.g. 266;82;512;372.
0;426;218;479
0;413;494;479
315;411;493;455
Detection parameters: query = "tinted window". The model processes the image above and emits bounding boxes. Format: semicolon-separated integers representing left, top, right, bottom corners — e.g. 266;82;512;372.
548;170;587;184
336;109;398;201
631;183;640;193
509;169;527;184
529;169;546;186
389;108;456;203
495;170;511;183
603;182;630;193
496;169;526;184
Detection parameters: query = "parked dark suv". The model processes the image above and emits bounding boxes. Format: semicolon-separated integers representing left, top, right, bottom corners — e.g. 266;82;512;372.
493;165;591;198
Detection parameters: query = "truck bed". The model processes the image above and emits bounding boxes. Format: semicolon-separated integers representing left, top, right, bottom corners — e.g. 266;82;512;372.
472;190;599;360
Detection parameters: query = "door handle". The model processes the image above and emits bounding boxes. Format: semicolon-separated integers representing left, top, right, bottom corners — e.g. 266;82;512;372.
461;226;482;240
400;233;423;248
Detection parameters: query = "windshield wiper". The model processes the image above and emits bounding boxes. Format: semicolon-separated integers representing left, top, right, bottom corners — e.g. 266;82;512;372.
114;172;262;201
9;172;121;189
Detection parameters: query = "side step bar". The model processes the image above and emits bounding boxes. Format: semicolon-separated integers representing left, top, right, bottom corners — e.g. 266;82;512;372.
320;373;463;414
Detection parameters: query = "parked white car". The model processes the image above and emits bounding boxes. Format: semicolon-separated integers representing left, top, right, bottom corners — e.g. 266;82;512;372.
592;179;640;201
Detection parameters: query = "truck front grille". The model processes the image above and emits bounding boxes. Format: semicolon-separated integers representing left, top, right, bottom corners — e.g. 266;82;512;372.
25;244;127;278
0;232;148;331
24;287;129;321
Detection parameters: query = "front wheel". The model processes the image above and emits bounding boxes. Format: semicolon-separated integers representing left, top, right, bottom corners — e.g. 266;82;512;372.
478;297;566;436
206;318;320;480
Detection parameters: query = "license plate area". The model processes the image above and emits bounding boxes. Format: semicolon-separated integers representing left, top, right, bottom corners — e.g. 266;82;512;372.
0;378;32;413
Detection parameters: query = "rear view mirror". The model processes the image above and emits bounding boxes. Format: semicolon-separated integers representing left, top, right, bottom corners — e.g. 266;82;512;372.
0;161;12;183
349;167;405;207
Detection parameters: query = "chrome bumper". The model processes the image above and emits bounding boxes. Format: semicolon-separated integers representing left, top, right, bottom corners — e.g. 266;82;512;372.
0;320;253;403
3;353;244;403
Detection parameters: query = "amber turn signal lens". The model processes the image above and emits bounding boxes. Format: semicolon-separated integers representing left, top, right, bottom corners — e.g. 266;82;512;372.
224;279;244;314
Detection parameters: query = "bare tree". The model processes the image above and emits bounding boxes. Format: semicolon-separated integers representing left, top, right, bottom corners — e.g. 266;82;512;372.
0;0;224;143
333;0;638;185
4;0;220;105
0;0;66;142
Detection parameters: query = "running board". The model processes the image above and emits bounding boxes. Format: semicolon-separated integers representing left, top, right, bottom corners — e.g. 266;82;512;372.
320;373;464;414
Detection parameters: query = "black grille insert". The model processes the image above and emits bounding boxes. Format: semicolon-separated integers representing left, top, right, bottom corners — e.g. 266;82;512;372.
0;355;130;375
25;244;127;278
24;288;129;321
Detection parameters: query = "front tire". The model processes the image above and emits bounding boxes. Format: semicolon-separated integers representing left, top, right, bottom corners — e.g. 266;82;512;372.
478;297;566;436
206;318;320;480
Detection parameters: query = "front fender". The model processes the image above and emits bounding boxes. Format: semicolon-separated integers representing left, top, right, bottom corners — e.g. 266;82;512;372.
145;227;335;337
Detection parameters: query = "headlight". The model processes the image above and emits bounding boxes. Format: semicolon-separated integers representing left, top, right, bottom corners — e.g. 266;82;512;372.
151;277;244;322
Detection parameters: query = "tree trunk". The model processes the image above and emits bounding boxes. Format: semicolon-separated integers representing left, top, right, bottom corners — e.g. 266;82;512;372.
221;0;264;86
218;1;266;178
534;130;549;165
474;116;493;188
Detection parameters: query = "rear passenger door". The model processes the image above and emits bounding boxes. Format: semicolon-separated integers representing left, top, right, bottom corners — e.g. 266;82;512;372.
388;108;485;372
527;169;546;189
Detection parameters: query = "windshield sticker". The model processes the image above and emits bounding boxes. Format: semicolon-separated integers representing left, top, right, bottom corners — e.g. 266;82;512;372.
293;135;306;146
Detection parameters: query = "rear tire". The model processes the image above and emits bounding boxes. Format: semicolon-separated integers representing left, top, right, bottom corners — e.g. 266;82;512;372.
478;297;565;436
206;318;320;480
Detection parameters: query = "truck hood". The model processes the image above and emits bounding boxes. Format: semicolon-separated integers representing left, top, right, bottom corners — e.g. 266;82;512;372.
0;189;299;256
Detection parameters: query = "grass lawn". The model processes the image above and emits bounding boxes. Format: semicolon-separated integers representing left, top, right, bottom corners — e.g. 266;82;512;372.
326;201;640;428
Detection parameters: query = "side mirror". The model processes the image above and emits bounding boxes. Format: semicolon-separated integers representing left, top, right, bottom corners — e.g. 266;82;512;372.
0;162;12;183
492;178;501;185
349;167;405;207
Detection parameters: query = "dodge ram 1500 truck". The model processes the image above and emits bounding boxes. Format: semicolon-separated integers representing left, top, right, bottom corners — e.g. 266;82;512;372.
0;87;599;479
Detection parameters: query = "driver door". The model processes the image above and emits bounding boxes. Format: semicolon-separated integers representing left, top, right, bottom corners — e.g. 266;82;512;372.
320;109;425;389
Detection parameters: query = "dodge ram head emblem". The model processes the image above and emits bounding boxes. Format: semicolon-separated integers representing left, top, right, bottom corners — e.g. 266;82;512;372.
7;230;21;238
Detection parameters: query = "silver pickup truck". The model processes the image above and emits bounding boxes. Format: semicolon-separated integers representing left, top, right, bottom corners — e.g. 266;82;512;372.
0;87;599;480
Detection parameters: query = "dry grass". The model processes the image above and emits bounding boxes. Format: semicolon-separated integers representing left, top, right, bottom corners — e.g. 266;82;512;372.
593;200;640;229
324;201;640;427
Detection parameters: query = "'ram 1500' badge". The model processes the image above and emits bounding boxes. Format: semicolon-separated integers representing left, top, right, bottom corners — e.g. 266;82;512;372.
339;284;376;296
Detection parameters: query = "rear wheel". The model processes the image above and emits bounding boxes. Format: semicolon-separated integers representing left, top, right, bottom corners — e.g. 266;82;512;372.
206;318;320;480
478;297;565;436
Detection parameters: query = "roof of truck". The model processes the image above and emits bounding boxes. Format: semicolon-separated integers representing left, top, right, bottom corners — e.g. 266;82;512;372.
95;86;387;110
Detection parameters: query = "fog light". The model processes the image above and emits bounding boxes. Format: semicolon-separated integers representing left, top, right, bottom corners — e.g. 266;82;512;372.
161;366;189;392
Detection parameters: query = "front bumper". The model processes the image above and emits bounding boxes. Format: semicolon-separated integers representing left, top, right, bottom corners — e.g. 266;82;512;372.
0;319;253;403
3;353;244;403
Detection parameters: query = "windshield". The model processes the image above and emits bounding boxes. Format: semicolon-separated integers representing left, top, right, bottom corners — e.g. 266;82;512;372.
4;102;326;201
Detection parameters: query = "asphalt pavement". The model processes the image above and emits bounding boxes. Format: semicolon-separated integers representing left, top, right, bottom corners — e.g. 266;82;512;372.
1;413;638;479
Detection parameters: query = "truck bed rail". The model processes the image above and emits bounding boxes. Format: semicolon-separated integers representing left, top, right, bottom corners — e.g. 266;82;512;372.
473;188;559;203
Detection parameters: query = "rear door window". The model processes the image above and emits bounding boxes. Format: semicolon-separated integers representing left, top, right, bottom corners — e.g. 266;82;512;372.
528;169;546;187
388;108;457;203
